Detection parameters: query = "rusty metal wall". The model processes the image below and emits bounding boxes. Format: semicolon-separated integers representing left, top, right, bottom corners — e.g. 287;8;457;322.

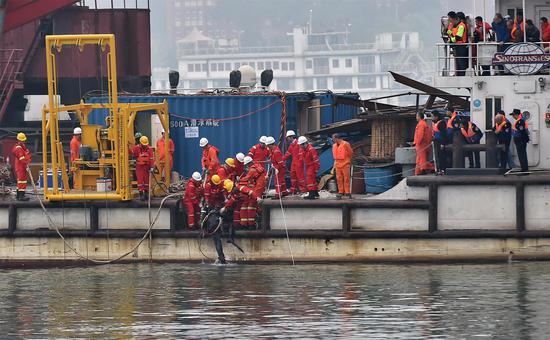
1;6;151;79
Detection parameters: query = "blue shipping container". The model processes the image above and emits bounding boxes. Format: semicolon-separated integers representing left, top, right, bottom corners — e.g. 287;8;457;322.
317;92;360;127
86;93;312;177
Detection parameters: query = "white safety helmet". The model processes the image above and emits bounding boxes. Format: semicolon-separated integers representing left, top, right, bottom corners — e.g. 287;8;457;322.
192;172;202;181
199;137;209;147
73;127;82;135
243;156;253;165
297;136;308;145
286;130;296;137
265;136;275;145
259;136;267;144
236;152;245;162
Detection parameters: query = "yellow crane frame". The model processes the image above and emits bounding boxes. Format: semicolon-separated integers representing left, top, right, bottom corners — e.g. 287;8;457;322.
42;34;170;201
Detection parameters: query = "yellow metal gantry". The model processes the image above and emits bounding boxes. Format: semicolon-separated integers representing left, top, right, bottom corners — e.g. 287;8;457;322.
42;34;170;201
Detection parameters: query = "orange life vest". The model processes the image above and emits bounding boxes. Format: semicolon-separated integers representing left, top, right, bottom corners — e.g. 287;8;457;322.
451;22;468;43
447;112;458;129
495;120;507;134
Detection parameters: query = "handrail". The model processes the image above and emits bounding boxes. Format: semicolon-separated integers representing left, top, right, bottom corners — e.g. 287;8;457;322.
436;41;550;77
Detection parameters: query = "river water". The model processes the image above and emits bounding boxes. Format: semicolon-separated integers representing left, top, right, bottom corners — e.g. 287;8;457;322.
0;262;549;339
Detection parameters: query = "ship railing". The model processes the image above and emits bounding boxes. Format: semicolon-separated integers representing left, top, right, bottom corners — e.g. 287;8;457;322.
178;45;294;56
77;0;150;9
436;41;549;77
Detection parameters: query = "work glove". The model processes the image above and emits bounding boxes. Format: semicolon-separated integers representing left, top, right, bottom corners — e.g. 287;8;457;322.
274;168;279;174
220;207;226;214
330;166;335;175
149;168;154;173
257;197;262;203
446;29;452;35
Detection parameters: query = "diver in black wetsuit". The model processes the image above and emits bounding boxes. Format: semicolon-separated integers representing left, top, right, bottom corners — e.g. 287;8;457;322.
202;209;243;264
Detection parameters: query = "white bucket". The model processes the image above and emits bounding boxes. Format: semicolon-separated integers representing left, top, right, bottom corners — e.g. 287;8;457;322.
171;171;179;183
96;177;112;192
328;179;337;192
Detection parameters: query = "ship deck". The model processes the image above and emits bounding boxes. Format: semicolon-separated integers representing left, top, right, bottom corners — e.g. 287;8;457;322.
1;174;550;264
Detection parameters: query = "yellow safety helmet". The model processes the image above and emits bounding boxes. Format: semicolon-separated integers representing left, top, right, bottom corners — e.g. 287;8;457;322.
211;174;221;185
139;135;149;145
17;132;26;142
223;179;234;192
225;158;236;168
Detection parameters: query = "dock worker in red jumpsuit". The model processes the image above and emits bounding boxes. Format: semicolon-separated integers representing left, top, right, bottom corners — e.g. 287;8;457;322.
234;152;245;178
200;137;219;181
204;174;225;210
237;156;264;228
12;132;32;201
223;179;260;228
298;136;320;200
70;127;82;167
184;171;204;229
413;112;433;175
240;156;267;199
220;179;260;228
131;135;155;201
265;136;288;198
69;127;82;189
283;130;306;194
217;158;236;182
248;136;269;165
156;129;174;180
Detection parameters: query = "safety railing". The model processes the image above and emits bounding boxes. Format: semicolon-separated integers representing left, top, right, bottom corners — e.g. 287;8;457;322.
77;0;150;9
436;41;549;77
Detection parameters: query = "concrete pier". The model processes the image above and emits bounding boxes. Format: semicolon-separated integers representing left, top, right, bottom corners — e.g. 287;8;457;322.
1;174;550;264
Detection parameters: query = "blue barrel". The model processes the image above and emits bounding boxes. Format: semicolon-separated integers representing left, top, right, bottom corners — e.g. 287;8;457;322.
38;170;63;189
364;165;400;194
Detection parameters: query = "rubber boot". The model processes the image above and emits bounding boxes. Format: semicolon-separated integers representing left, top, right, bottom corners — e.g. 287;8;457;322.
304;191;315;200
16;190;29;201
139;191;145;201
313;190;320;198
144;190;149;201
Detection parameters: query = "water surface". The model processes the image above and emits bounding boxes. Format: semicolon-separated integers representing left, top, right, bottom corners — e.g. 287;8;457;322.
0;262;549;338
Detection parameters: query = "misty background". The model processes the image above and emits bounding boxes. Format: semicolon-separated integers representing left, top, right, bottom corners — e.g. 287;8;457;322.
149;0;493;69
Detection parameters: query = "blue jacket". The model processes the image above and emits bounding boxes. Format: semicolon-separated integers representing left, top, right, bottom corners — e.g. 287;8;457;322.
492;20;510;42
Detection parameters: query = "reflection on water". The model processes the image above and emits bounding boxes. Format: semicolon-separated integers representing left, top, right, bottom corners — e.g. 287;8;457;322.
0;262;549;338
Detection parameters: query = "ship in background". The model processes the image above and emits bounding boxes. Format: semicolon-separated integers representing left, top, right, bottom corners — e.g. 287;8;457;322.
153;28;432;107
151;0;434;106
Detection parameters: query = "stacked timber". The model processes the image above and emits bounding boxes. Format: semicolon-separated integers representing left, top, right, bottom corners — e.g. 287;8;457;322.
369;117;407;162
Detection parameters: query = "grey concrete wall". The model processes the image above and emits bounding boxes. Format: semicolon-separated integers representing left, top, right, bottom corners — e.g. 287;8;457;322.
351;209;428;231
525;186;550;230
270;208;342;230
369;179;429;201
0;236;548;262
98;208;170;229
438;185;516;230
0;208;8;229
17;208;90;230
